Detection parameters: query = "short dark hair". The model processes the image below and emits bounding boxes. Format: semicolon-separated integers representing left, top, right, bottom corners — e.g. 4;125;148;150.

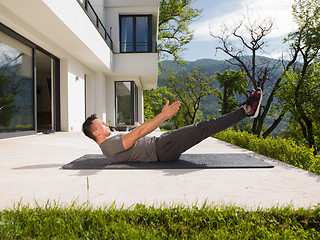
82;114;98;141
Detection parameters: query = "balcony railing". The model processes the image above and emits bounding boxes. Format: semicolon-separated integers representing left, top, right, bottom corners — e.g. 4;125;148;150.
78;0;113;50
120;41;157;53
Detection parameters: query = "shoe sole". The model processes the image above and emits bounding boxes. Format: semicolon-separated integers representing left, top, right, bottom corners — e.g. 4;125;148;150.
250;89;263;118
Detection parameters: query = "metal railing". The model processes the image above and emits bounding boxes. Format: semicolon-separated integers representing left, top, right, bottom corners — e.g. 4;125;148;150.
120;41;158;53
78;0;113;50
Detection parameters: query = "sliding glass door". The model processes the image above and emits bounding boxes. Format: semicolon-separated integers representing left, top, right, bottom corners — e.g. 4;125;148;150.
0;26;60;138
0;31;35;135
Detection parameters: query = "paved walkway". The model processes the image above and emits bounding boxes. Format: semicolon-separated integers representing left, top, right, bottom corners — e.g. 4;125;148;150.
1;131;319;210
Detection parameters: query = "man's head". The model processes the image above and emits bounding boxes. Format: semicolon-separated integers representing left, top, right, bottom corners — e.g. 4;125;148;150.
82;114;98;141
82;114;112;143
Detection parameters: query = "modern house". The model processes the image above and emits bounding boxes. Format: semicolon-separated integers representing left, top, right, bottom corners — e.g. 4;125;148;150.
0;0;159;139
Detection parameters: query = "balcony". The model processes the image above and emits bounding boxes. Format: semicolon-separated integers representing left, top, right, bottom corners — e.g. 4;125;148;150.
78;0;113;50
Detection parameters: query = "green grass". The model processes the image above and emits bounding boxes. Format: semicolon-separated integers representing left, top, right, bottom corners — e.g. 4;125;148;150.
1;203;320;239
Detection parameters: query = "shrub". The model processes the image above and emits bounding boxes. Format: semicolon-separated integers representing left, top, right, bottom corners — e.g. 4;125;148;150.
214;129;320;175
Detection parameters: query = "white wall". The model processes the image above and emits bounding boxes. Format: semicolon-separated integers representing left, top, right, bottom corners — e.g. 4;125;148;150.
105;79;115;125
113;53;158;89
93;72;107;123
60;58;93;132
85;74;115;126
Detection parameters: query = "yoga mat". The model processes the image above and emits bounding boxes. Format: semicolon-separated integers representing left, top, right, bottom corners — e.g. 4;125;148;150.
62;154;274;169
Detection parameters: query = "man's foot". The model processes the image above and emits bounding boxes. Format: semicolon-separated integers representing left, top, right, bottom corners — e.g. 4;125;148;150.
241;88;263;118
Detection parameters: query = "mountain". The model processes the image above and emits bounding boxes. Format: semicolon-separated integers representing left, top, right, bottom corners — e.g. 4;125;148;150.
160;58;228;75
160;56;286;76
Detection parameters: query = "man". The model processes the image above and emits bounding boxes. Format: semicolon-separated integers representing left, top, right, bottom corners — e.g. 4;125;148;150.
82;88;263;163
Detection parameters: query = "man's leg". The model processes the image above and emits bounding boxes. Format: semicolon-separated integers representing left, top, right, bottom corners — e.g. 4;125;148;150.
155;87;263;162
155;107;246;162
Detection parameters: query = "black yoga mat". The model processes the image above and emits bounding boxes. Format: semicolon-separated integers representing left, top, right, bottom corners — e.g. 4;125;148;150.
62;154;274;169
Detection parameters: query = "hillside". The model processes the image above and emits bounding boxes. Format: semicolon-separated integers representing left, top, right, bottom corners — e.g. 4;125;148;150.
160;56;286;78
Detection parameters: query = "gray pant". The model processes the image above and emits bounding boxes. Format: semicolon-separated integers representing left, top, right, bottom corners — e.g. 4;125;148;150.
155;108;246;162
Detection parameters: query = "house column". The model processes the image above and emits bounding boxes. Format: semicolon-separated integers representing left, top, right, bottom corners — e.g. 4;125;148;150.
60;59;69;131
105;78;115;125
93;72;107;123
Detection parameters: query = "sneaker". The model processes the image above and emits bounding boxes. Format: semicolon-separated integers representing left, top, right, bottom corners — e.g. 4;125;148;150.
241;87;263;118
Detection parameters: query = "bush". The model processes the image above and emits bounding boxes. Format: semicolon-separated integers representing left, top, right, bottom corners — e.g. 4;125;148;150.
214;129;320;175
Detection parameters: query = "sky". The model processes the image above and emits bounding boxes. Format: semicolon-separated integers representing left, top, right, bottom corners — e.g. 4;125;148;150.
182;0;297;61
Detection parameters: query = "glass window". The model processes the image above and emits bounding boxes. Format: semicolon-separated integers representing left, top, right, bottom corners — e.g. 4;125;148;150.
120;15;152;53
115;81;138;125
120;17;133;52
136;17;149;52
0;31;34;133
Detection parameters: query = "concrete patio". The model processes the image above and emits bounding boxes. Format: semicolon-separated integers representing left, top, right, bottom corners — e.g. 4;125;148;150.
1;131;319;210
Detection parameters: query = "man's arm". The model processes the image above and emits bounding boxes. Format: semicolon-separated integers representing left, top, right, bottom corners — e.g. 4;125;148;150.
122;101;181;150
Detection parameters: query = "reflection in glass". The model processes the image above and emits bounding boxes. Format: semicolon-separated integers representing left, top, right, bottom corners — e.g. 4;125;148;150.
0;31;34;133
115;82;131;125
115;81;138;125
120;17;133;52
136;17;148;52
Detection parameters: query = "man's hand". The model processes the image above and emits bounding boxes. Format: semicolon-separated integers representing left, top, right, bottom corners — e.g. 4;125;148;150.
161;100;181;120
122;100;180;150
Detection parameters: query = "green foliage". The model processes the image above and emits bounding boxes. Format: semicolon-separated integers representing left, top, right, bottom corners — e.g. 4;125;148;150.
162;67;218;126
0;203;320;239
275;61;320;153
280;120;320;150
214;129;320;175
144;86;185;129
144;86;175;121
232;119;254;133
286;0;320;56
215;69;247;115
158;0;202;63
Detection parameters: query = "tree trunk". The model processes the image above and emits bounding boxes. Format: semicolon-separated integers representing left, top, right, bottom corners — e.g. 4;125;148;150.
222;82;227;115
262;112;285;138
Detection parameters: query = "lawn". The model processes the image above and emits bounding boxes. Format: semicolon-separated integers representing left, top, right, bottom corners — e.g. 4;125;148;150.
1;203;319;239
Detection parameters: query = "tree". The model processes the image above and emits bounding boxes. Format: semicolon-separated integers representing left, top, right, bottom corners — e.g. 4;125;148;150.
215;69;247;115
266;0;320;138
162;67;218;126
276;61;320;154
210;7;306;137
144;86;190;129
210;12;283;136
158;0;202;63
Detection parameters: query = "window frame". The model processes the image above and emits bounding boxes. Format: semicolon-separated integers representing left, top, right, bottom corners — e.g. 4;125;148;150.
119;15;153;53
114;81;138;125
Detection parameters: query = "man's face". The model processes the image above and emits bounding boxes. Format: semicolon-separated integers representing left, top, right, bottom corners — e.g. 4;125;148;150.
92;119;111;138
